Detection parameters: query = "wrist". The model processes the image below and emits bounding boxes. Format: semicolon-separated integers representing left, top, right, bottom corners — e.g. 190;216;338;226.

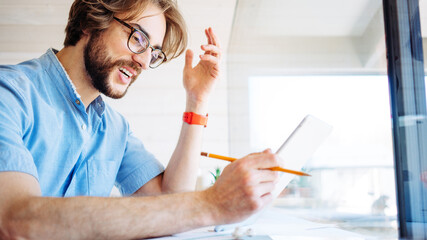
199;188;222;225
185;98;208;115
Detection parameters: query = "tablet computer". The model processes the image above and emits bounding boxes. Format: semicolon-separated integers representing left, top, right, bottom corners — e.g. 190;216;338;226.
214;114;333;232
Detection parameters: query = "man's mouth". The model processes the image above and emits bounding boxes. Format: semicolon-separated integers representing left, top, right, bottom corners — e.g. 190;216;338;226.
119;67;134;79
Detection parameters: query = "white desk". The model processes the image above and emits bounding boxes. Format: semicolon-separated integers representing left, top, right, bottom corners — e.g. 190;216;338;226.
148;207;369;240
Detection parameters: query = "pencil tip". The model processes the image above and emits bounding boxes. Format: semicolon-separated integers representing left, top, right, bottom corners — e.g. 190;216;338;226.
201;152;208;157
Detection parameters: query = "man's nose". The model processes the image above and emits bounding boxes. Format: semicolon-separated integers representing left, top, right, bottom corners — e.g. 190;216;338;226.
132;49;151;70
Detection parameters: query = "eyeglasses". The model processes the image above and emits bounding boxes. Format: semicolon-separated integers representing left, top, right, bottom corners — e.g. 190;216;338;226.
113;17;167;68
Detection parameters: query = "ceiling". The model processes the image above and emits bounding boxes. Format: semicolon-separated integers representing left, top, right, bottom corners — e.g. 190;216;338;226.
254;0;382;37
227;0;387;74
1;0;427;69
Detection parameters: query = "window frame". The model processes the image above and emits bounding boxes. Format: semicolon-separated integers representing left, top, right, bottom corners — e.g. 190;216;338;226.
383;0;427;238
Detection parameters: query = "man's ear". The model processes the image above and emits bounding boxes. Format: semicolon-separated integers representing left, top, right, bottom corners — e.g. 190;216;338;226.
82;28;90;36
80;29;91;42
77;29;90;46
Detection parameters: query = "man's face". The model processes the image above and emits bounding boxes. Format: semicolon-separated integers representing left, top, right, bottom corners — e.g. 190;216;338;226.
84;4;167;99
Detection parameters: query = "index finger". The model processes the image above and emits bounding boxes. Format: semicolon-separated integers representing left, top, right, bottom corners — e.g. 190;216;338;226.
245;152;280;169
206;27;220;48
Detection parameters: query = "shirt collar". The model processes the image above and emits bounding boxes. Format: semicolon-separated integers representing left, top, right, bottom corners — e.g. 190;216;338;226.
43;48;105;116
46;48;81;99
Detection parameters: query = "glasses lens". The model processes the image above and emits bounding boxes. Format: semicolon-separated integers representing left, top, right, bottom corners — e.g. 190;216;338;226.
149;49;166;68
128;31;149;53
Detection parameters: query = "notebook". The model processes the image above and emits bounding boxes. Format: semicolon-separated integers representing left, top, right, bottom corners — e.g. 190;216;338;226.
214;114;333;232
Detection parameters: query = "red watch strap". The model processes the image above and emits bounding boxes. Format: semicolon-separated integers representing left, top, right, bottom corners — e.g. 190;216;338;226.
183;112;208;127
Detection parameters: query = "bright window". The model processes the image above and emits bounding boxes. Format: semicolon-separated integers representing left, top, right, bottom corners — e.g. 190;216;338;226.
249;75;397;237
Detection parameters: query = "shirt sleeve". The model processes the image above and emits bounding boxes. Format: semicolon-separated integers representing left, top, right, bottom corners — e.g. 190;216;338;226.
115;132;164;196
0;71;38;179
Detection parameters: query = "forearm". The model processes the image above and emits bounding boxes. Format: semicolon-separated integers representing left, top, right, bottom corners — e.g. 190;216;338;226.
165;27;221;193
1;150;281;239
162;100;207;192
3;192;215;240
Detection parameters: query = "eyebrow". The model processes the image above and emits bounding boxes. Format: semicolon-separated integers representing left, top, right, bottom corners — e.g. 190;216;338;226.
131;23;163;50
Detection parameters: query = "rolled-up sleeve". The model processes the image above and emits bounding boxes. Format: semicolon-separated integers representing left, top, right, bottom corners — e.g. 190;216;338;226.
115;132;164;196
0;73;38;179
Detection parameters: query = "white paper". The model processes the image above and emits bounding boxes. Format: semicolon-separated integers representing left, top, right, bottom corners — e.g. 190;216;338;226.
272;115;333;198
148;208;364;240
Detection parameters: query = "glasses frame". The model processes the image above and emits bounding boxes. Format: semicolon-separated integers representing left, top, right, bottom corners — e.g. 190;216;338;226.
113;17;167;68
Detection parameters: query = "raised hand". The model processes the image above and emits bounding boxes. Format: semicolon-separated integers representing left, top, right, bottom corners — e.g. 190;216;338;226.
183;27;221;109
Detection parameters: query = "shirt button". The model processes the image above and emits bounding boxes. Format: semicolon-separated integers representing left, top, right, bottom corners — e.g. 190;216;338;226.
81;124;86;130
75;99;81;105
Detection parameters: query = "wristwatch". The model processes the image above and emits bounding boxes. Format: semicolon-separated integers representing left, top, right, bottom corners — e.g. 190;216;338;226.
183;112;208;127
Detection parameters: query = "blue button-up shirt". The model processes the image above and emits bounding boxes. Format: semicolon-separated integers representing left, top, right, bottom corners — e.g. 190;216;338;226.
0;49;164;197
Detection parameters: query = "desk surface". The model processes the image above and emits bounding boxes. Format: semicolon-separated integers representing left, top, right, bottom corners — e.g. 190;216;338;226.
148;207;381;240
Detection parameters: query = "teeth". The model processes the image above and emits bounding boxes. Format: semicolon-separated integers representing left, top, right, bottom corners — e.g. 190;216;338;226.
119;67;133;78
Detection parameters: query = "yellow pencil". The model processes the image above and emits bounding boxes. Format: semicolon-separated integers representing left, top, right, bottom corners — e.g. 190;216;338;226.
201;152;311;177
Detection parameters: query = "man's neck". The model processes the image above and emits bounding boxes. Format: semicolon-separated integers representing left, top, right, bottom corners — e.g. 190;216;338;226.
56;40;100;108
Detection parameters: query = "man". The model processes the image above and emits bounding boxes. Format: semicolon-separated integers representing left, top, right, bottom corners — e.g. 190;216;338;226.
0;0;280;239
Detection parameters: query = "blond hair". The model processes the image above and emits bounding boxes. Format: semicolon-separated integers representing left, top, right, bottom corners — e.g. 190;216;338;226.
64;0;187;61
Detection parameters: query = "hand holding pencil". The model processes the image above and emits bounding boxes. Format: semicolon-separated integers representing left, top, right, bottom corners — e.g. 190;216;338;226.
203;149;281;223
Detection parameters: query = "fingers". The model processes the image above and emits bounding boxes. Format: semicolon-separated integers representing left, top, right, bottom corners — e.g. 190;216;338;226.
257;182;277;198
244;151;281;169
240;181;276;207
202;27;221;60
199;54;219;65
205;28;212;46
262;148;273;154
231;158;279;197
205;27;220;48
256;169;279;183
243;173;277;201
199;45;221;77
201;44;221;56
206;152;280;223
